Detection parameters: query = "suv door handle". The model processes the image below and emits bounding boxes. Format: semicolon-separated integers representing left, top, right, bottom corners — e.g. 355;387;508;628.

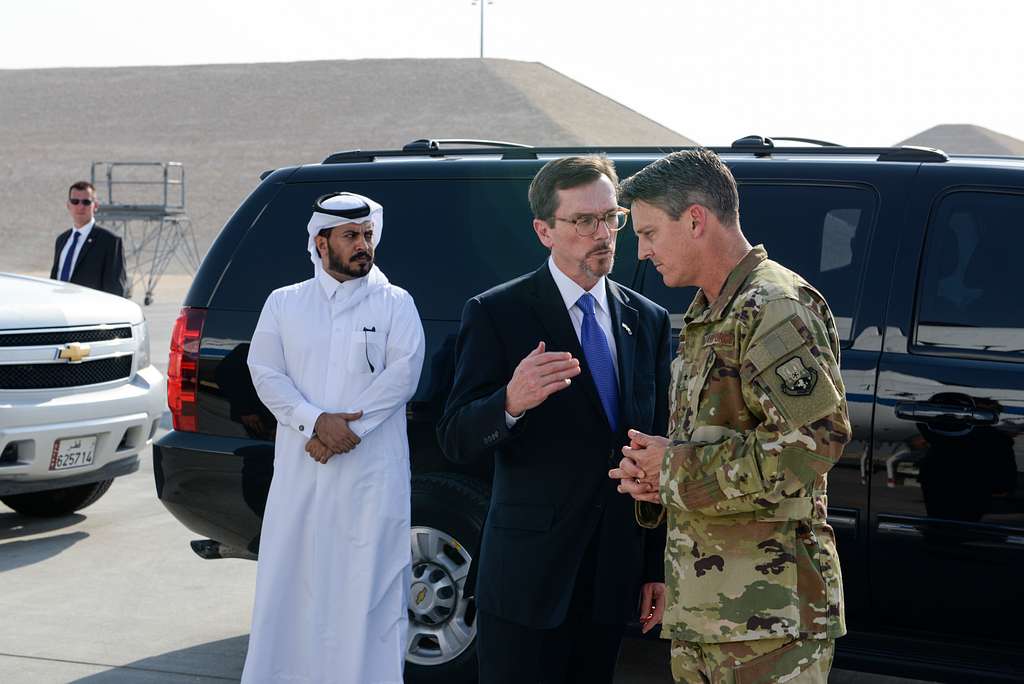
894;401;998;425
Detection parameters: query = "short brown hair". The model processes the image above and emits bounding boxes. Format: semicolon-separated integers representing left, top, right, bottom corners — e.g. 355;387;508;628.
68;180;95;198
618;149;739;226
528;156;618;222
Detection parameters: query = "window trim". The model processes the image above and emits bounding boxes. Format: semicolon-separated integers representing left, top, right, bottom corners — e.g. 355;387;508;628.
910;187;1024;364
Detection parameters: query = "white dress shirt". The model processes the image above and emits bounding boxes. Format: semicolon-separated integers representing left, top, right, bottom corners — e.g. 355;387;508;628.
506;257;620;426
56;219;94;280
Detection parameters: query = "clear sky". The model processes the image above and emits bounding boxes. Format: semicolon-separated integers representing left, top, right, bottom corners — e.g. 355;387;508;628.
3;0;1023;146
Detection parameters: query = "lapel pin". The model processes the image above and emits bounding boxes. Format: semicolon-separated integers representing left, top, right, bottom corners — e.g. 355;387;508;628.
621;323;633;336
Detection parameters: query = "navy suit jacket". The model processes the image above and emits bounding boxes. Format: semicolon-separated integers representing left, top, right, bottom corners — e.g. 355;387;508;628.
438;263;671;628
50;224;127;297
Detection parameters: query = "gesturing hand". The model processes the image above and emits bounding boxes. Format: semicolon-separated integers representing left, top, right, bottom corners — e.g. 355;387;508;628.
505;341;581;417
314;411;363;454
608;429;670;503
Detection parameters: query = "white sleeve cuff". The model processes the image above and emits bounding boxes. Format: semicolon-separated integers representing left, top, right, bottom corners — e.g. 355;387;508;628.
504;410;524;429
293;402;323;438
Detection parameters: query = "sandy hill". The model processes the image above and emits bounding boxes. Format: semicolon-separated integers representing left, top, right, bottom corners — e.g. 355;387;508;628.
896;124;1024;156
0;58;693;274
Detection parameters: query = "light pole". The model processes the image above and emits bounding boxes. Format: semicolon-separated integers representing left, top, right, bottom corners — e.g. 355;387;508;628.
471;0;493;58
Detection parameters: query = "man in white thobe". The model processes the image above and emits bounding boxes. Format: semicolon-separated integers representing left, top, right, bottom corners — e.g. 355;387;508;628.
242;192;426;683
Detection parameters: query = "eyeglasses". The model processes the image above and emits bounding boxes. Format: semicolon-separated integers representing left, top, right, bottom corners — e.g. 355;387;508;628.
68;198;94;206
553;208;629;237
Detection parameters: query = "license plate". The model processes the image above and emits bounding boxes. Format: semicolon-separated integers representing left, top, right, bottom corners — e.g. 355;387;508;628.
49;436;97;471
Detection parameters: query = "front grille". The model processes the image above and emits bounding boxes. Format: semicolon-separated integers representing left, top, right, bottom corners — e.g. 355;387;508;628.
0;327;132;348
0;356;133;389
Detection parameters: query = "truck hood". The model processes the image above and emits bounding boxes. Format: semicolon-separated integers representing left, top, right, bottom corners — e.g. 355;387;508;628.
0;273;143;329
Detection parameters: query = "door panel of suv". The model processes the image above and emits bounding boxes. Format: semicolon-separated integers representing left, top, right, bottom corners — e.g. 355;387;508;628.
873;186;1024;647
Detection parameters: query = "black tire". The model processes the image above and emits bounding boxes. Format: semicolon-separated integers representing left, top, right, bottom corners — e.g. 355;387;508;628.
0;479;114;517
405;473;489;684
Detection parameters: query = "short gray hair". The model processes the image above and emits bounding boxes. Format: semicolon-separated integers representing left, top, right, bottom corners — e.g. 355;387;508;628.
618;148;739;226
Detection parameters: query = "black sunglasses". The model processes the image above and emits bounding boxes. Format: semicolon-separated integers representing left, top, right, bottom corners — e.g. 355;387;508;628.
68;198;94;206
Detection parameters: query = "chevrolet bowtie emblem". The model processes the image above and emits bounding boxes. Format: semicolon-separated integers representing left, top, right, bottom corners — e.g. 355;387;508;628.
58;342;91;364
415;587;428;606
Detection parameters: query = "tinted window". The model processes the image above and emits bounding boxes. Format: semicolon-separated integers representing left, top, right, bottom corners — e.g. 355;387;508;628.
213;179;638;319
915;191;1024;357
640;183;876;343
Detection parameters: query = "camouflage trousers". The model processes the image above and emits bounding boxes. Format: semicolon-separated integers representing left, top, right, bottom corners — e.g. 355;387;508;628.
670;636;834;684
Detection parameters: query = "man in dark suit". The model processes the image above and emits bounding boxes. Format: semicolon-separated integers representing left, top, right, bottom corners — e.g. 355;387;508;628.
438;156;672;683
50;180;127;297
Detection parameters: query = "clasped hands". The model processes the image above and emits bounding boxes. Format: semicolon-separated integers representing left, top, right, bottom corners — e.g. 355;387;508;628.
609;429;670;504
305;410;363;464
614;430;670;632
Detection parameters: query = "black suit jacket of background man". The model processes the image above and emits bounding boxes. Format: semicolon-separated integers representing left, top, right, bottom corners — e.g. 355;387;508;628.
438;263;672;629
50;225;128;297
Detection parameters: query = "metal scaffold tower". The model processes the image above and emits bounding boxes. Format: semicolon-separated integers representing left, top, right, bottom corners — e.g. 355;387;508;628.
91;161;200;305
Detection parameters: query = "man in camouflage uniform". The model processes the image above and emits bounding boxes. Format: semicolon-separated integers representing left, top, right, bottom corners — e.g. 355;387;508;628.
609;149;851;683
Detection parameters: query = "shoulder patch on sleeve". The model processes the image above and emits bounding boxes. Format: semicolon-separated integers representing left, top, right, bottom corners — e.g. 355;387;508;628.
775;356;817;396
742;315;842;429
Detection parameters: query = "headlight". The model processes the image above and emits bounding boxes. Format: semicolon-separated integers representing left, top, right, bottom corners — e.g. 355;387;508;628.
135;320;151;369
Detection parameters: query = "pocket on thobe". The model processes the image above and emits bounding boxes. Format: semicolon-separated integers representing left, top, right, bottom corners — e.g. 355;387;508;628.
348;329;384;375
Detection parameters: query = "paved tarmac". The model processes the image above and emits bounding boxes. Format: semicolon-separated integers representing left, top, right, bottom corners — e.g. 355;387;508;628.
0;277;935;683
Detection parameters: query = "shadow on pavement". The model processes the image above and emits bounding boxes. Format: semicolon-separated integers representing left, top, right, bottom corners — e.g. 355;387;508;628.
0;511;86;541
0;530;89;572
69;635;248;683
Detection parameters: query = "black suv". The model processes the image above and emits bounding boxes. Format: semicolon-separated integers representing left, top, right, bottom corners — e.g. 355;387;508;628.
154;138;1024;683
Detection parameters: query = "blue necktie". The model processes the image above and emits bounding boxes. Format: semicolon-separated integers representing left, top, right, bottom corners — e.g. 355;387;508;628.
576;293;619;432
59;231;80;282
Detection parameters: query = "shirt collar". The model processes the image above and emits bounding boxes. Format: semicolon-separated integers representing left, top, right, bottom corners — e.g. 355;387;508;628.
709;244;768;320
686;245;768;324
71;219;95;237
316;266;348;299
547;256;609;315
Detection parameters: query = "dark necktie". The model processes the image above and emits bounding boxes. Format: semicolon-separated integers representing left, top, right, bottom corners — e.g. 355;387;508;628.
60;231;81;282
576;292;619;432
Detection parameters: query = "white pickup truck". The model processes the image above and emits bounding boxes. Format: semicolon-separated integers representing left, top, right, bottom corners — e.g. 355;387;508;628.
0;273;165;517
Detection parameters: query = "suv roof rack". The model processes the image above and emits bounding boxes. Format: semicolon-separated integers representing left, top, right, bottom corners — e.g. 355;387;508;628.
321;140;950;165
732;135;841;149
402;138;533;152
730;135;948;162
323;139;532;164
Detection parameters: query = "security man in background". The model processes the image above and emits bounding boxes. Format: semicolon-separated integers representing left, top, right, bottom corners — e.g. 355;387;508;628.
50;180;127;297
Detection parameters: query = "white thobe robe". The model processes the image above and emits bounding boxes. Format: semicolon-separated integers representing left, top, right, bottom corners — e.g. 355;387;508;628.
242;265;425;684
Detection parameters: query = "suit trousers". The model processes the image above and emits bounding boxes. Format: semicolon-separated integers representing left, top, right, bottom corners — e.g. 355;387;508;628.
476;523;627;684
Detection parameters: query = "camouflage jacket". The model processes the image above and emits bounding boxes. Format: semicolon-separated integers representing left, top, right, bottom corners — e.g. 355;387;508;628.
638;245;851;643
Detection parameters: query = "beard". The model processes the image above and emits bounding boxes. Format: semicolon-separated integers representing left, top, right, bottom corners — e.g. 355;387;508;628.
327;242;374;279
580;241;615;279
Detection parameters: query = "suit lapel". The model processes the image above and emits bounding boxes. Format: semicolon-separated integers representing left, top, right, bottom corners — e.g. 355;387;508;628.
528;265;606;426
608;279;638;427
74;228;98;270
